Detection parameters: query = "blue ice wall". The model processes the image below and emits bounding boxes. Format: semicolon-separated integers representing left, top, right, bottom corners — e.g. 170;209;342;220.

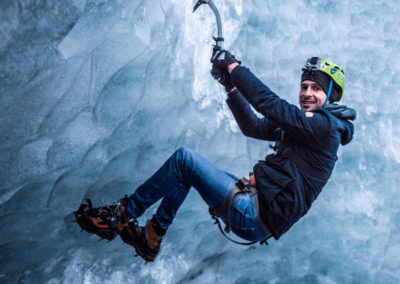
1;0;399;283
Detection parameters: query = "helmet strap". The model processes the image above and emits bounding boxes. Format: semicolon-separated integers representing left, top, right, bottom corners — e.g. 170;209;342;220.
323;79;333;106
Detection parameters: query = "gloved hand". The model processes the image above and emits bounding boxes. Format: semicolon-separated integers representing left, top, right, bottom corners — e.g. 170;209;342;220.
210;64;234;92
210;45;241;71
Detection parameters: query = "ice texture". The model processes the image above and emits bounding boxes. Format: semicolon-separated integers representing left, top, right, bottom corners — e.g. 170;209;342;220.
1;0;400;283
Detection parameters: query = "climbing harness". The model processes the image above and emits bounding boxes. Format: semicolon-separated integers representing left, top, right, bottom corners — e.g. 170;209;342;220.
210;174;271;246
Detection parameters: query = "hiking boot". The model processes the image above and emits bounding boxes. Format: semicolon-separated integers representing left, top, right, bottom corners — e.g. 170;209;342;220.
74;196;131;241
120;217;165;262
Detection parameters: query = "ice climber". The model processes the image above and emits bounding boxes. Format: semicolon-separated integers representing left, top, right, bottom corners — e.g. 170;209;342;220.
74;49;356;262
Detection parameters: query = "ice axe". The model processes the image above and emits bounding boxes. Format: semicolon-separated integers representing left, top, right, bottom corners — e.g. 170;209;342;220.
193;0;224;47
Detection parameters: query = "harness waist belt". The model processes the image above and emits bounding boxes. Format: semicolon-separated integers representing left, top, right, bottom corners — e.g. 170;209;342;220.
209;180;272;238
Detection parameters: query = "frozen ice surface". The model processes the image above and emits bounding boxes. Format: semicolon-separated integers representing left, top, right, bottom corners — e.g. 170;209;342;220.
1;0;400;283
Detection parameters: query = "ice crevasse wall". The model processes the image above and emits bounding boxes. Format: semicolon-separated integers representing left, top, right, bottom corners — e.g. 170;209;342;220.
0;0;400;283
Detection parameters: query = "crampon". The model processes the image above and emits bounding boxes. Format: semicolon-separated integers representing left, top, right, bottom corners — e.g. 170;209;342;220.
74;197;130;241
120;219;164;262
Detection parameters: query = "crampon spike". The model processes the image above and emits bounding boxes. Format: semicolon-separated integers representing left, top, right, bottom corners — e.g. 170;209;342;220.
73;196;129;241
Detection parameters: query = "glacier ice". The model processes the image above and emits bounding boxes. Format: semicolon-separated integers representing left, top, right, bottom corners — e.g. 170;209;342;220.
1;0;400;283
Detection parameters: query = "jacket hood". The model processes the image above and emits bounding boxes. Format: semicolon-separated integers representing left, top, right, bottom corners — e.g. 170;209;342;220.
323;103;356;145
323;103;357;120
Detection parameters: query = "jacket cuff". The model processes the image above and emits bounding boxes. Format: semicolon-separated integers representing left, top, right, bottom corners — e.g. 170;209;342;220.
231;65;249;88
226;89;239;99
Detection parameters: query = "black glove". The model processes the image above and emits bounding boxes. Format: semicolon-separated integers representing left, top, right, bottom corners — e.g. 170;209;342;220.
210;45;241;71
210;64;234;92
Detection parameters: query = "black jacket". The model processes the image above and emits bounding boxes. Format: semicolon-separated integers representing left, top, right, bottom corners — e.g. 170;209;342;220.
227;66;356;239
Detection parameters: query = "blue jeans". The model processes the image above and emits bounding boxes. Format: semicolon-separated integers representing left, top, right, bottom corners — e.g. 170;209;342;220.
125;147;267;242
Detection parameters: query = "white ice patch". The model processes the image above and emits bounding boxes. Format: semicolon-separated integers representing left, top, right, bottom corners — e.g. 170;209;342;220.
365;105;377;116
139;247;190;284
346;189;382;217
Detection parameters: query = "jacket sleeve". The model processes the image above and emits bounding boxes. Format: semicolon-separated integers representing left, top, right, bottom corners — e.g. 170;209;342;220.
226;89;280;141
231;66;332;142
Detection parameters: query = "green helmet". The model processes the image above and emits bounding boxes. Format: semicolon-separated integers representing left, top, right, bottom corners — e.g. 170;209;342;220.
302;57;345;102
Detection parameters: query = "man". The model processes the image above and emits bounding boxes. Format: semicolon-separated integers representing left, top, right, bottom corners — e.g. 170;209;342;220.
74;50;356;262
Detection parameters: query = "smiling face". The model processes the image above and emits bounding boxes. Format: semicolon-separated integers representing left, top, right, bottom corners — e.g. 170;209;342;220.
299;80;328;111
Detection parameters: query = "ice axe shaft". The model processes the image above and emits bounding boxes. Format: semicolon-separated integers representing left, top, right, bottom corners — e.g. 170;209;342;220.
193;0;224;47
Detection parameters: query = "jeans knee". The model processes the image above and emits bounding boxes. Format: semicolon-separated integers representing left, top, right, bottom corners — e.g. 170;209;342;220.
175;147;192;159
173;147;195;171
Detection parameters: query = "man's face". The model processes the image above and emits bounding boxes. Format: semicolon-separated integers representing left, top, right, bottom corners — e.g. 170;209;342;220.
299;80;328;111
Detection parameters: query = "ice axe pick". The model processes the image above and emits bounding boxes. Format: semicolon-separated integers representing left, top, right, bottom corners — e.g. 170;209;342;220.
193;0;224;47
